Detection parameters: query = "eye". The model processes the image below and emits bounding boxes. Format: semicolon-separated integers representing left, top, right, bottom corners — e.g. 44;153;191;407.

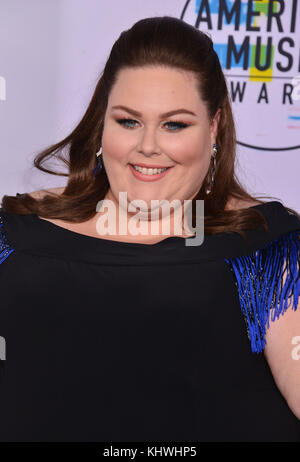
165;121;188;131
116;118;189;131
116;118;138;129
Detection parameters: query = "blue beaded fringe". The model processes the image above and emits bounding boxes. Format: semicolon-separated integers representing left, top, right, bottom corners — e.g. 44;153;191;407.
225;229;300;354
0;213;15;264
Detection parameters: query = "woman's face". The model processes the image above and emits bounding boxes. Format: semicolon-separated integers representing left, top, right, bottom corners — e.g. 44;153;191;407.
102;66;220;215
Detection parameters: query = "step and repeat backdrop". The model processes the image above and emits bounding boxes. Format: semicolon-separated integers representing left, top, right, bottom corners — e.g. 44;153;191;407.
0;0;299;210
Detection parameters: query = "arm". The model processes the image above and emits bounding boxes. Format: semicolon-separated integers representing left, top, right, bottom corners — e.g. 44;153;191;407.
264;267;300;420
225;226;300;420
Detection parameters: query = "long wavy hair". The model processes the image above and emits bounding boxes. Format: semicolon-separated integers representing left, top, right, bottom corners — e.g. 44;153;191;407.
1;16;299;243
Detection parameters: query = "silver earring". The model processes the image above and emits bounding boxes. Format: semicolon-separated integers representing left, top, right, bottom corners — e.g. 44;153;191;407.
205;143;217;195
93;146;103;176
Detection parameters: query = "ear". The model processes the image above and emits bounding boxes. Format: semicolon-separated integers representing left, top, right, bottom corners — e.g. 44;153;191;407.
210;107;221;142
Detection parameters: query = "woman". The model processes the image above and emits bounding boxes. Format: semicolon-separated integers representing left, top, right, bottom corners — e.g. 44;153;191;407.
0;16;299;442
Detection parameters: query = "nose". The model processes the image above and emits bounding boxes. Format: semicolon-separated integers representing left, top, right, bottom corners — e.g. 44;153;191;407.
137;127;162;157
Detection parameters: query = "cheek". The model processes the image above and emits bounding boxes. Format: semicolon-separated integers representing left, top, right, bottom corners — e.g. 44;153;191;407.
172;148;206;172
169;133;207;167
102;129;129;164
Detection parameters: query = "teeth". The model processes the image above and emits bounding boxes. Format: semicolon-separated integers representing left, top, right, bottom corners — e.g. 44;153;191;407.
133;165;168;175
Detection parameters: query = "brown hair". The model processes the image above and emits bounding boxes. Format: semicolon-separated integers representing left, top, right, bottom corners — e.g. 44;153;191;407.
1;16;299;243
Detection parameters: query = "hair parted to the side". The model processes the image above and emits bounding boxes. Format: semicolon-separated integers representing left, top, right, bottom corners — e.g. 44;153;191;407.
2;16;299;243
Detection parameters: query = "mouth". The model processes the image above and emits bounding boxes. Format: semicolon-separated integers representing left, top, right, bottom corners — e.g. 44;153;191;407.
129;163;173;182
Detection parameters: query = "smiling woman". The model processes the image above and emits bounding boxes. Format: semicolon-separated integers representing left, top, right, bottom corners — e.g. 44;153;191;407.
2;17;286;237
0;16;300;443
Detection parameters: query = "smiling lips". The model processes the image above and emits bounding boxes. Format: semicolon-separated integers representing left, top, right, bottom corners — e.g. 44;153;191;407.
130;162;172;169
129;163;173;182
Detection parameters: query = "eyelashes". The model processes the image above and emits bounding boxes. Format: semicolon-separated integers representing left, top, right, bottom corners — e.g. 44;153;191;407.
116;118;189;131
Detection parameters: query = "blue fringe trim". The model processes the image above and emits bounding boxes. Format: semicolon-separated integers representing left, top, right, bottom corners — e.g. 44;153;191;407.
224;229;300;354
0;213;15;264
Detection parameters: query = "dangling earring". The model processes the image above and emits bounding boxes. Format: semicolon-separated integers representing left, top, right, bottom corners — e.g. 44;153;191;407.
205;143;217;195
93;146;103;176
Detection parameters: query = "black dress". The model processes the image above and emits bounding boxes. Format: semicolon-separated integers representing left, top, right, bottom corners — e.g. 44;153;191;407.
0;201;299;442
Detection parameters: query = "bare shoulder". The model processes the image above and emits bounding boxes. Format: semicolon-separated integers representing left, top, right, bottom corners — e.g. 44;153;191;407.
225;197;261;211
27;186;65;199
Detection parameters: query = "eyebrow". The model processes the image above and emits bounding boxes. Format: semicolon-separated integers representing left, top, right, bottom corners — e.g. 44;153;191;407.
111;105;197;118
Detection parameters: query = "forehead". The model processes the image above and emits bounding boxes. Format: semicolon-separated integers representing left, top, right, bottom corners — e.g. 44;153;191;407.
107;66;206;116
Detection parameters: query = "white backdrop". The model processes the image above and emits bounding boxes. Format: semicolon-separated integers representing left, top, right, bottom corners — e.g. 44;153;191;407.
0;0;299;211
